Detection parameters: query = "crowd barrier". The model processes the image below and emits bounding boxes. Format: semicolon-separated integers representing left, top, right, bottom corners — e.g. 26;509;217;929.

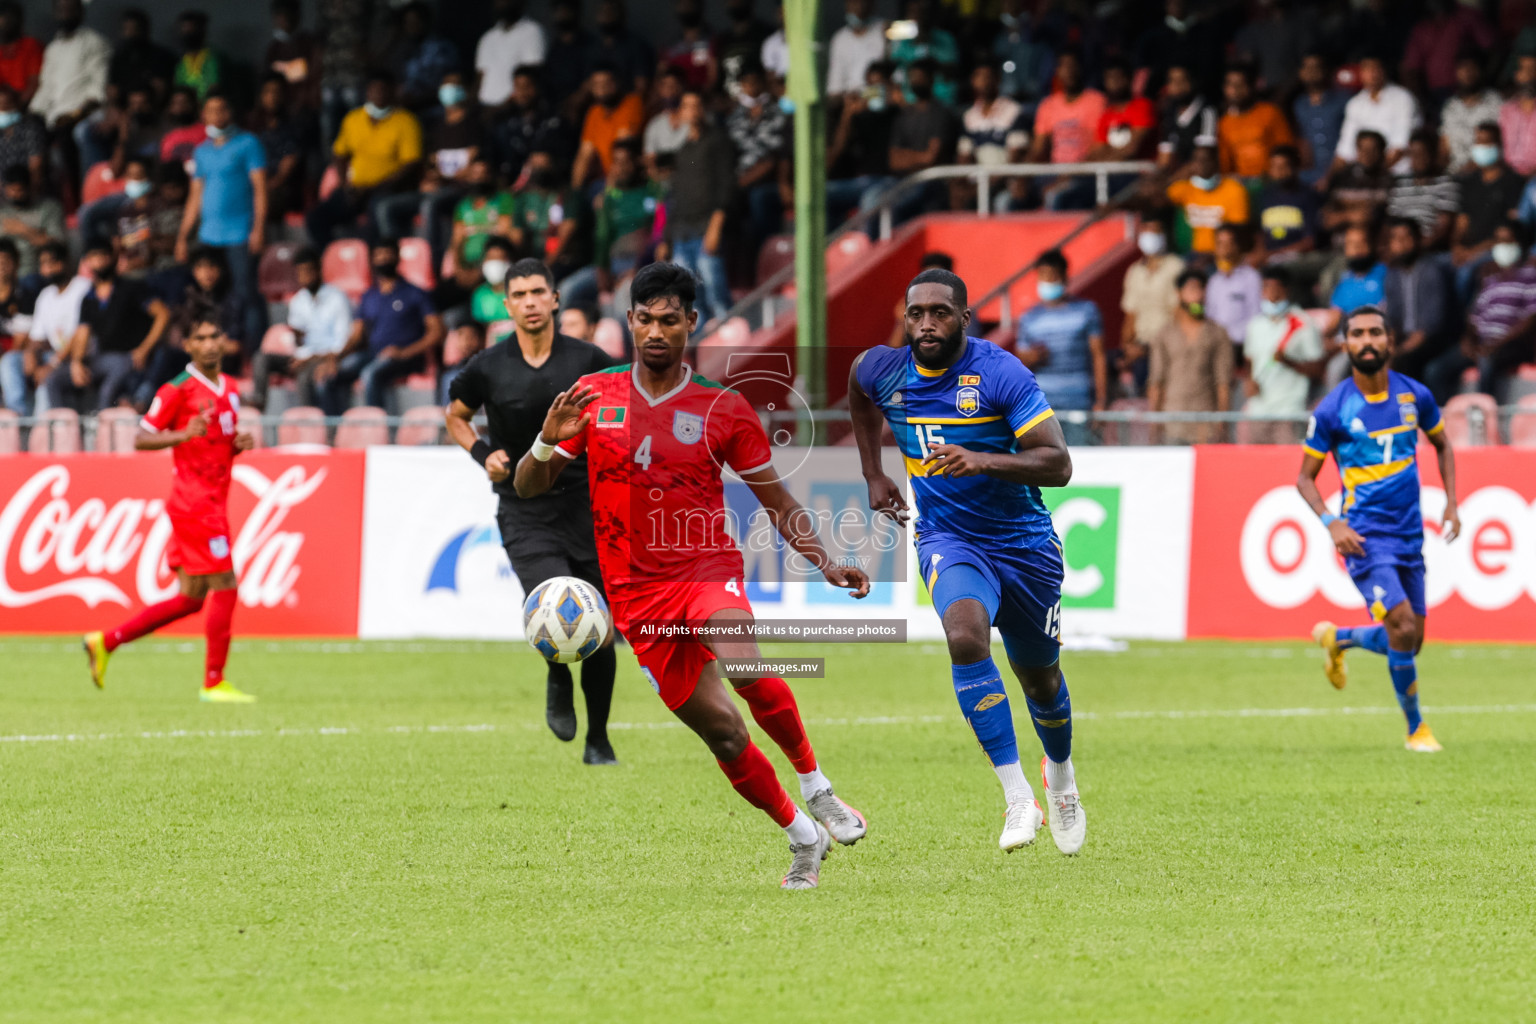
2;447;1531;643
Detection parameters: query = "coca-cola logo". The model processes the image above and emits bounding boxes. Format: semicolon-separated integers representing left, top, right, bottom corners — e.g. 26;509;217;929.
1240;484;1535;611
0;464;327;611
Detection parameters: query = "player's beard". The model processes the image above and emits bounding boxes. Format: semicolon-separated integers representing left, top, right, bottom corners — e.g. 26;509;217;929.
907;324;965;370
1347;346;1388;374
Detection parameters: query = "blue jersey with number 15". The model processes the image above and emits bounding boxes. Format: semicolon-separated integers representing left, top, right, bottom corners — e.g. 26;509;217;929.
856;337;1060;549
1303;371;1443;558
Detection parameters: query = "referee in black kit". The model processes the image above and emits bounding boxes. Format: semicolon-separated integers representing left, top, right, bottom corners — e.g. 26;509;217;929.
445;256;618;765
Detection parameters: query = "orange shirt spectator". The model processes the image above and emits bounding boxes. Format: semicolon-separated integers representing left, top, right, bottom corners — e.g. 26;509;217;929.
1034;88;1108;164
1166;175;1250;254
1218;101;1294;178
0;34;42;102
576;80;644;186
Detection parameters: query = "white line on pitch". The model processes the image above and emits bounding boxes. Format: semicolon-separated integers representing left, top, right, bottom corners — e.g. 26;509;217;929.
6;704;1536;746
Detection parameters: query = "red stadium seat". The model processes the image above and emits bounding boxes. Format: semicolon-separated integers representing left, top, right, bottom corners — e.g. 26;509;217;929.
395;405;444;445
81;162;127;206
94;407;139;453
277;406;328;446
258;243;301;302
398;237;435;290
824;232;871;279
0;409;18;454
319;164;342;201
1509;394;1536;448
334;406;389;448
236;405;264;448
322;240;371;303
260;324;297;355
27;407;81;453
756;234;795;286
1441;393;1500;446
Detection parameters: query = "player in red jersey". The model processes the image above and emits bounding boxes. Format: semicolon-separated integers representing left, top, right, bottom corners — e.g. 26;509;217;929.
82;313;258;703
515;263;871;889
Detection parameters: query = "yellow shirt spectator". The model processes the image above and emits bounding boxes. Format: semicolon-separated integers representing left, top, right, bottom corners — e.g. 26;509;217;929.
1166;176;1250;254
334;107;423;190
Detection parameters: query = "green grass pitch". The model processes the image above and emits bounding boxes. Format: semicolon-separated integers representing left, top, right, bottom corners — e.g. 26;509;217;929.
3;637;1535;1022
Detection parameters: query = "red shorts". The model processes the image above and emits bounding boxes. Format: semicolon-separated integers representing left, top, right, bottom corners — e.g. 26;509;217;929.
610;578;754;710
166;511;235;576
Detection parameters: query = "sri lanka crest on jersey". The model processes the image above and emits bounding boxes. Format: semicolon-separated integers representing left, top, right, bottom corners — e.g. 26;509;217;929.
956;386;980;415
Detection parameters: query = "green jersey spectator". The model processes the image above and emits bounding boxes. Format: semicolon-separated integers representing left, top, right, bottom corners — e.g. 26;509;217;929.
449;156;514;267
172;12;222;100
470;236;515;326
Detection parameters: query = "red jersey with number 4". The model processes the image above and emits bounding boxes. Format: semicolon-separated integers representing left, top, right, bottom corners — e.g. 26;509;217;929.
140;367;242;519
554;363;774;585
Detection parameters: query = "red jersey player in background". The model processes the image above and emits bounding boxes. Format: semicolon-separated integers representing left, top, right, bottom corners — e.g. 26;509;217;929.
83;313;257;703
515;263;871;890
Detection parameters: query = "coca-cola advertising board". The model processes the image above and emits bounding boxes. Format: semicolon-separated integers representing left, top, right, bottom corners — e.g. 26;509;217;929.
0;451;363;635
1188;445;1536;642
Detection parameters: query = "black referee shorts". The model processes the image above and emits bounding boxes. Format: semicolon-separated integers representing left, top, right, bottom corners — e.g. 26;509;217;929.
496;490;606;598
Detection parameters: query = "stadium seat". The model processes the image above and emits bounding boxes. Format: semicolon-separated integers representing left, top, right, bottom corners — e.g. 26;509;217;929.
395;405;443;445
1441;392;1500;446
94;407;140;453
756;234;795;286
81;162;126;206
0;409;18;454
237;405;264;448
1508;394;1536;448
398;237;435;290
276;406;328;446
27;407;81;453
334;406;389;448
258;243;301;302
260;323;297;355
824;232;872;279
593;317;626;359
322;239;371;303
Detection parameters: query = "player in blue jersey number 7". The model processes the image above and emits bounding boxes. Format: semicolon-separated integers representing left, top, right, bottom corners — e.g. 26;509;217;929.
1297;305;1460;753
849;268;1086;855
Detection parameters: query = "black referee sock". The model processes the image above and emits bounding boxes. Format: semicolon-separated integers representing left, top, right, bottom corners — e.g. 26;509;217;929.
580;645;617;744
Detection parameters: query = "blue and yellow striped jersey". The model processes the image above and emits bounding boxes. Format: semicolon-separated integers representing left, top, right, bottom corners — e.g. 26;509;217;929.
1303;371;1443;553
856;337;1060;548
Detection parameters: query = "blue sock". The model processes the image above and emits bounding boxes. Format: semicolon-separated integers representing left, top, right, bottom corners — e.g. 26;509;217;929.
1337;624;1390;655
952;658;1019;767
1025;672;1072;764
1387;649;1422;733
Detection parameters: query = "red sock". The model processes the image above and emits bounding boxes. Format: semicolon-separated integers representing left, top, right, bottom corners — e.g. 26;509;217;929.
717;742;797;827
735;677;818;774
203;588;237;688
104;592;205;652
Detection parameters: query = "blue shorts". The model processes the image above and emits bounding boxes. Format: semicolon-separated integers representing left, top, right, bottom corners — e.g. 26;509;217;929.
917;531;1064;668
1346;555;1426;620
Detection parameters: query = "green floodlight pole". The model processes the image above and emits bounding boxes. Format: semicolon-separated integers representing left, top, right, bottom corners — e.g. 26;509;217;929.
784;0;826;442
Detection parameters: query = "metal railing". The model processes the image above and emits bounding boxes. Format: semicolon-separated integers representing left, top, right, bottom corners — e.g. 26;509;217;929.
5;405;1525;449
706;160;1157;338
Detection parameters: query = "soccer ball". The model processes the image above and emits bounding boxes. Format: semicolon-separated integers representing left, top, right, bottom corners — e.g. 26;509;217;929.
522;576;611;664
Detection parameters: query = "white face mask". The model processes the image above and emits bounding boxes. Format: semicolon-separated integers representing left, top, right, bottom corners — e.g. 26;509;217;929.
1260;298;1288;317
1491;242;1523;269
482;259;511;285
1137;230;1166;256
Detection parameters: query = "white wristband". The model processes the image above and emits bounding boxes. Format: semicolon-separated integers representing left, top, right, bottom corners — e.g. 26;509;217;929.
530;437;557;462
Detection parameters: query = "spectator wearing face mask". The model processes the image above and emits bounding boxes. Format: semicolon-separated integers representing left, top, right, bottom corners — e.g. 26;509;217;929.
826;61;899;227
1148;269;1232;444
2;242;85;415
1015;248;1106;437
112;156;180;279
377;71;484;265
1326;223;1388;337
250;247;352;411
325;238;444;412
572;64;644;191
471;235;517;326
1452;121;1527;297
828;0;887;98
1241;265;1325;443
1165;142;1249;255
1440;52;1503;174
1120;216;1184;383
47;240;170;413
307;70;424;249
1431;221;1536;402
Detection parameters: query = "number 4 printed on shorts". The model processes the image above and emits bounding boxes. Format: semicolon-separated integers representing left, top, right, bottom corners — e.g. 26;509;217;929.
725;578;741;596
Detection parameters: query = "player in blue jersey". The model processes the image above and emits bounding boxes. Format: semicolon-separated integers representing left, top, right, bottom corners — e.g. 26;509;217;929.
1297;305;1461;753
848;268;1086;855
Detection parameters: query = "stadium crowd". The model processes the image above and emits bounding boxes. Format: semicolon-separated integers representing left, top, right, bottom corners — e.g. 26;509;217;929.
0;0;1534;431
